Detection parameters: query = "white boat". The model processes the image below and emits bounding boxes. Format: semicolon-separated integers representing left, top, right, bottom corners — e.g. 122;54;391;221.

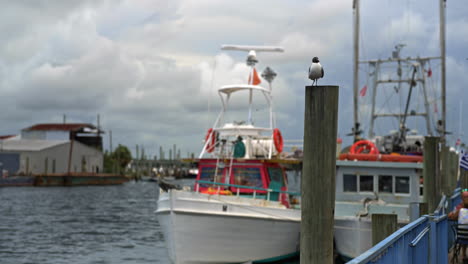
156;45;301;264
334;156;423;260
333;9;445;257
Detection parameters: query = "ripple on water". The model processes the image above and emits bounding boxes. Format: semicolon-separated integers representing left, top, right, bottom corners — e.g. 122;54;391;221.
0;182;169;264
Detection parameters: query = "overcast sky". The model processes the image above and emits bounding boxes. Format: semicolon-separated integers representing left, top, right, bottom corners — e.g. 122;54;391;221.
1;0;466;158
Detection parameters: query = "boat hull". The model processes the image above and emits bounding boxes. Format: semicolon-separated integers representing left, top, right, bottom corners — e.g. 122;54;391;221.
334;217;372;260
156;190;300;264
0;176;35;187
334;216;409;260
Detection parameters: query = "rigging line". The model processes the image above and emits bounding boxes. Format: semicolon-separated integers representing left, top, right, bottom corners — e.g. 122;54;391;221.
358;66;371;126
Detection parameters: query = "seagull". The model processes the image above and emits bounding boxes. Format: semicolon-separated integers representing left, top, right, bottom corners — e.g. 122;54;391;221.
308;57;324;86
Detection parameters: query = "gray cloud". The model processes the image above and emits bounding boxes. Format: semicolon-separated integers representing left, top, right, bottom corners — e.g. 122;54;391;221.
0;0;466;156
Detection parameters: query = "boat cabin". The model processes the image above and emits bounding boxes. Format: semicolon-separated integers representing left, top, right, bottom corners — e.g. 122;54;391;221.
336;160;423;204
194;159;288;199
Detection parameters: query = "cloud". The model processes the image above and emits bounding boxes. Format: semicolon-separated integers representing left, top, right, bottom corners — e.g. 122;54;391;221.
0;0;467;156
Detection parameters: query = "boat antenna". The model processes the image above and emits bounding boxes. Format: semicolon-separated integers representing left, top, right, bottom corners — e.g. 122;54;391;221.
220;45;284;124
261;66;277;90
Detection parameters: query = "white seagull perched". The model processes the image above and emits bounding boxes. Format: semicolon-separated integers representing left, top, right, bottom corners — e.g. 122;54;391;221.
308;57;324;86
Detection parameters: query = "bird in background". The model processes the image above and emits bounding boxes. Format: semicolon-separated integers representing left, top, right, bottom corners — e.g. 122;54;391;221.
308;57;324;86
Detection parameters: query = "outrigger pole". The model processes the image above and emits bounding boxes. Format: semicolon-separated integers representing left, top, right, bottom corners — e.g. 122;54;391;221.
351;0;447;141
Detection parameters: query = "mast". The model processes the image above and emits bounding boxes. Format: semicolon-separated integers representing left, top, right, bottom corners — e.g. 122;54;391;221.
439;0;447;140
352;0;360;142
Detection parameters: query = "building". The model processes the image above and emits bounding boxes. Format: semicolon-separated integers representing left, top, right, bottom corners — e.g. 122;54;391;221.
0;123;103;176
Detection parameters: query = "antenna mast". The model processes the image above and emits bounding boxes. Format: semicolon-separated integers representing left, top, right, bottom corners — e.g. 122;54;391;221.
352;0;360;142
221;45;283;125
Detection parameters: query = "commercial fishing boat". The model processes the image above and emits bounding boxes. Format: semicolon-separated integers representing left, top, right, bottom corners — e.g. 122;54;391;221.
333;1;447;257
156;45;301;264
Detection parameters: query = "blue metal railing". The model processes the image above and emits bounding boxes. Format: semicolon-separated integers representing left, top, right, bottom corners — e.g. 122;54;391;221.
347;187;462;264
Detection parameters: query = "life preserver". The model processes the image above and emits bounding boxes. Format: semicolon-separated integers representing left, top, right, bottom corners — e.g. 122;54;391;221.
273;128;283;153
205;128;216;153
350;140;380;155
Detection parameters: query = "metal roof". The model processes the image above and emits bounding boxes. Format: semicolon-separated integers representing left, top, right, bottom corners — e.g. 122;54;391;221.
0;135;17;140
0;139;68;151
22;123;96;132
336;160;423;169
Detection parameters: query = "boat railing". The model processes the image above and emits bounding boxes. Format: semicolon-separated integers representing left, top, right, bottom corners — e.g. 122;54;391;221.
347;188;463;264
434;194;448;216
195;180;300;201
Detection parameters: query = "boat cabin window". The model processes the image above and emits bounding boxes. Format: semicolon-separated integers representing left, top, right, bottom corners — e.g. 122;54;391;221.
199;167;224;187
378;175;393;193
395;176;410;194
359;175;374;192
267;167;284;188
232;167;263;188
343;174;357;192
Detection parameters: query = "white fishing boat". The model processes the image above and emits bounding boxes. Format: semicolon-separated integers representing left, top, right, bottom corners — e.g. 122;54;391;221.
333;1;446;257
334;152;423;260
156;45;301;264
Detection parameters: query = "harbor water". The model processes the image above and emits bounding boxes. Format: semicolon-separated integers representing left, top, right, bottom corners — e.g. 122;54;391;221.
1;179;301;264
0;181;169;264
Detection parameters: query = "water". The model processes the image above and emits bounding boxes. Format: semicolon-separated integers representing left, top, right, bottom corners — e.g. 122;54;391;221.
0;181;170;264
0;179;305;264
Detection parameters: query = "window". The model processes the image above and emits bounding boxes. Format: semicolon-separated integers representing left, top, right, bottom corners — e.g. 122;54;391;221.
232;167;263;188
359;175;374;192
343;174;357;192
395;176;410;194
199;167;224;187
378;175;393;193
267;167;284;188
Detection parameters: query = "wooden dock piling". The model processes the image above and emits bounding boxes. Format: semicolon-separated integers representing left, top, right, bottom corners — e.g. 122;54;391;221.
372;214;397;246
301;85;339;264
423;136;440;213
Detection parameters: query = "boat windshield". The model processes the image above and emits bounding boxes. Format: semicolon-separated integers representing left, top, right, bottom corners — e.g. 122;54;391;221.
232;167;263;188
199;167;224;188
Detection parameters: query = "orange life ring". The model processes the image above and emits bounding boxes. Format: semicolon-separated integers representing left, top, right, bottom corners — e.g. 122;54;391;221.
205;128;216;153
273;128;283;153
350;140;379;155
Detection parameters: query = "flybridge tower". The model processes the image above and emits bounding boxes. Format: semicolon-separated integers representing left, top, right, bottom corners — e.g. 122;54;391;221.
221;45;284;125
199;45;284;159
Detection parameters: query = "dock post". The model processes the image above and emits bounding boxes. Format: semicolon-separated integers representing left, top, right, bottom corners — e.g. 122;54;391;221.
419;203;428;216
371;214;397;246
449;151;459;193
441;145;450;196
424;136;440;213
301;85;339;264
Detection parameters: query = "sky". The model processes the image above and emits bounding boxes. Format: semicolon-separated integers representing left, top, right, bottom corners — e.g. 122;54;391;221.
0;0;467;158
